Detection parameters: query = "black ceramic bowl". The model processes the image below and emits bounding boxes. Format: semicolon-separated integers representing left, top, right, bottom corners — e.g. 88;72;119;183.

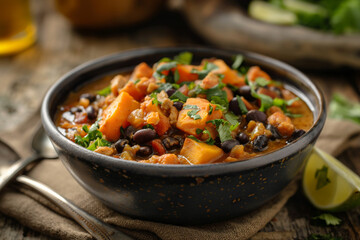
42;47;326;225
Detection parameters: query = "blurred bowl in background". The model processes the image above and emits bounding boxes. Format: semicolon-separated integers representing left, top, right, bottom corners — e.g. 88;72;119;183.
182;0;360;69
55;0;164;29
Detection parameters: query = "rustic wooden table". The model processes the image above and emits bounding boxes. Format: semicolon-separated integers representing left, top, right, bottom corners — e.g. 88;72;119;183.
0;1;359;239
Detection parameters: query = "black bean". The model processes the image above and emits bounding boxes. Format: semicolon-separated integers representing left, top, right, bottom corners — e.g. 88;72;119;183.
246;110;267;124
253;135;268;152
133;129;157;144
173;101;184;111
214;137;222;148
136;146;153;157
287;129;306;143
229;97;242;115
114;139;129;153
166;88;176;97
70;107;82;113
162;137;180;150
125;126;137;140
221;139;240;153
237;132;249;144
267;124;282;140
86;106;97;120
80;93;96;102
237;86;255;101
173;135;184;148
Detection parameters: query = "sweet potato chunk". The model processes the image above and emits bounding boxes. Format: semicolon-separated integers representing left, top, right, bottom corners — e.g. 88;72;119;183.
130;62;153;81
140;99;171;136
99;92;140;142
247;66;271;82
180;138;224;164
268;111;295;137
176;98;222;136
212;59;245;86
176;65;199;83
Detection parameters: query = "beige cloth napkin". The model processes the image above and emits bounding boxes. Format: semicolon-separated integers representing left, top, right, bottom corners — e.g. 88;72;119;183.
0;118;359;240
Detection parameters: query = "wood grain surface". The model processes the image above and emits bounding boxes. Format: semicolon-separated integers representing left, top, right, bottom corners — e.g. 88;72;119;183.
0;1;359;239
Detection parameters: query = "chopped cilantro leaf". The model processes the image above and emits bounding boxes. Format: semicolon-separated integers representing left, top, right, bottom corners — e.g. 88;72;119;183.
153;62;177;80
208;104;213;115
315;165;331;190
312;213;342;226
202;129;215;145
218;122;233;142
150;92;161;106
225;112;239;125
196;128;203;135
236;96;248;114
75;119;110;151
188;135;201;142
96;86;111;96
255;77;270;87
174;52;193;65
191;61;218;79
207;119;233;142
187;109;201;120
232;54;244;69
134;79;141;85
183;105;199;110
143;124;155;130
174;69;180;82
170;91;188;102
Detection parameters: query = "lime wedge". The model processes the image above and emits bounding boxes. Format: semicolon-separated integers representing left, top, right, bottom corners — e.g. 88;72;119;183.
303;147;360;212
248;1;297;25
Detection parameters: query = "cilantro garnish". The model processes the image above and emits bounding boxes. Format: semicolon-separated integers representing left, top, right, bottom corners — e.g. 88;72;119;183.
150;92;161;106
96;86;111;96
236;96;248;114
312;213;342;226
134;79;141;85
75;119;110;151
191;61;218;79
207;119;233;142
174;69;180;82
196;128;203;135
232;54;244;70
170;91;188;102
174;52;193;65
254;77;270;87
143;124;155;130
184;105;201;120
188;129;215;145
315;165;331;190
208;104;213;115
224;112;239;126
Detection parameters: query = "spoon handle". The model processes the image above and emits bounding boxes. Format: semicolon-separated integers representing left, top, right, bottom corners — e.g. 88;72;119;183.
0;154;41;191
15;175;134;240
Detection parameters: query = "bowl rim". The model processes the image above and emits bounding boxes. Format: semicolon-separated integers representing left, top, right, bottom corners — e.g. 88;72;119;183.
41;46;326;177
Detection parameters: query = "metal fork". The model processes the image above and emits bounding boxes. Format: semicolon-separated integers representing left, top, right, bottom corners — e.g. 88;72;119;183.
15;175;134;240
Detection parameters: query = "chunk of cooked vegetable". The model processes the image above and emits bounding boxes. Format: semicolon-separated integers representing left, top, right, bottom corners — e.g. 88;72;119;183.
99;92;140;141
180;138;224;164
176;98;222;136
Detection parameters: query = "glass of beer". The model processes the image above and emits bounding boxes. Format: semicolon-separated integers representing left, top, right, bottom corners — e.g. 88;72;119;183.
0;0;36;55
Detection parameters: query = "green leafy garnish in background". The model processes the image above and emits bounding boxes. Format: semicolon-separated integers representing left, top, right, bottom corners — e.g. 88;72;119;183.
329;93;360;125
249;0;360;34
312;213;342;226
